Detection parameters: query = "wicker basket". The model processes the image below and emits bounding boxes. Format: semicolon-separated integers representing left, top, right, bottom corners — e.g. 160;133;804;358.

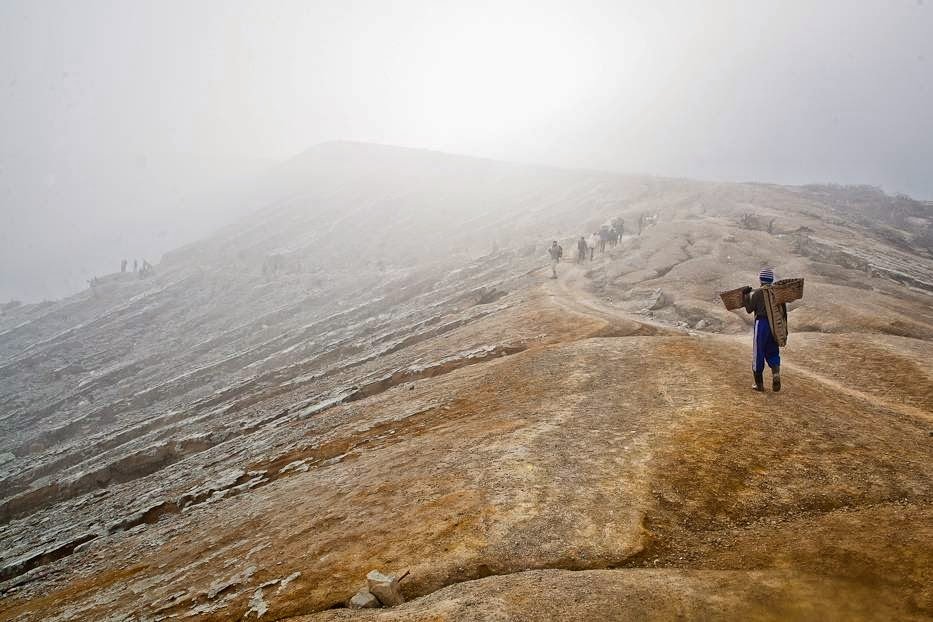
719;286;748;311
771;278;804;304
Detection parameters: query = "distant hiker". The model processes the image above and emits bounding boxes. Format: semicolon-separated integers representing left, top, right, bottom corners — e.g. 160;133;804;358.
609;217;624;243
587;233;598;260
121;259;127;273
598;228;609;253
577;236;587;263
133;259;138;272
743;267;788;392
547;241;562;278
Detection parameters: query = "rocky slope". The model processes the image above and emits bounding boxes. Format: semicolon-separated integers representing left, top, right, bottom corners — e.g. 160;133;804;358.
0;143;931;621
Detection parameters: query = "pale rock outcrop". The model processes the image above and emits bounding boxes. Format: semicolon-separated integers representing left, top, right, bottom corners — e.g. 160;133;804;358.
348;589;381;609
366;570;405;606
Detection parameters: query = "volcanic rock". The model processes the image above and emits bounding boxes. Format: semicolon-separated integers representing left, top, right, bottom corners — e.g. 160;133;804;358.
348;588;381;609
366;570;404;606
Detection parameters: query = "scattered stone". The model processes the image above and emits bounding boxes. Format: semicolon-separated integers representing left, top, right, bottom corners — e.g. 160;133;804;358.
348;588;381;609
367;569;405;606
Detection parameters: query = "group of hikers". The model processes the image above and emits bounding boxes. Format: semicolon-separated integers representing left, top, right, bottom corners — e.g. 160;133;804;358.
121;258;153;276
89;258;153;289
574;229;616;263
546;219;628;278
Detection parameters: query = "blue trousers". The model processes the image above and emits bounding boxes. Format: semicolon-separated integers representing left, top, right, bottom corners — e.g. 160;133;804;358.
752;317;781;372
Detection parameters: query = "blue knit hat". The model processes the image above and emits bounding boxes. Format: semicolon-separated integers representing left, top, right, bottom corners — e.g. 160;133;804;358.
759;267;775;284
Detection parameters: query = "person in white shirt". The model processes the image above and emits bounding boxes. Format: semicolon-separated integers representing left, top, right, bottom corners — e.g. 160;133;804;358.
587;233;598;261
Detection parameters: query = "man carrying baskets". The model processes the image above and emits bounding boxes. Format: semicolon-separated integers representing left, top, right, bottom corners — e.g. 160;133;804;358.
743;267;788;392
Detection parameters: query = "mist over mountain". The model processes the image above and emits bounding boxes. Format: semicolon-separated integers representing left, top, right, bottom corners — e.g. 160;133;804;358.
2;1;932;304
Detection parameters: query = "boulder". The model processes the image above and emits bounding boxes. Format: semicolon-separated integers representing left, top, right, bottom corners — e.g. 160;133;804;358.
367;570;405;606
348;588;381;609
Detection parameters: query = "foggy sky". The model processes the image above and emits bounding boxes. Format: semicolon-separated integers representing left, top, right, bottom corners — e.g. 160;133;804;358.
1;0;932;301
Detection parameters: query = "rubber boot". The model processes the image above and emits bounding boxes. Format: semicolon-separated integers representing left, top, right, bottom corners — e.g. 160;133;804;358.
752;371;764;392
770;365;781;392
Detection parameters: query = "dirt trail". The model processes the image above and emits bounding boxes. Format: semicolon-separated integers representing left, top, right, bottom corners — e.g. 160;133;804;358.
546;259;682;336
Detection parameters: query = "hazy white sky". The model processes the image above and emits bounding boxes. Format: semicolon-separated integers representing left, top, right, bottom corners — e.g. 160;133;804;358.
1;0;931;300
